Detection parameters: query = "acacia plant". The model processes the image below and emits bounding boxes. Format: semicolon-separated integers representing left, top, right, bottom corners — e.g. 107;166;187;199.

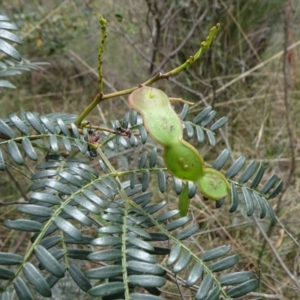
0;15;283;300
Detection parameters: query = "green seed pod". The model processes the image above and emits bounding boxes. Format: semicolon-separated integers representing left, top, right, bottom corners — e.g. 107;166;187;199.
129;86;230;203
196;168;230;200
163;139;204;181
129;86;182;146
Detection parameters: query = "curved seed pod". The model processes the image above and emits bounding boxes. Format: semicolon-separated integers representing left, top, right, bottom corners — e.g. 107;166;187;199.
129;87;183;146
196;168;230;200
163;140;204;181
129;86;229;204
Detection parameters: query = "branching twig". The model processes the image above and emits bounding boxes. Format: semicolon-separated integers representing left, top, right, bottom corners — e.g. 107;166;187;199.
98;15;107;95
74;23;220;126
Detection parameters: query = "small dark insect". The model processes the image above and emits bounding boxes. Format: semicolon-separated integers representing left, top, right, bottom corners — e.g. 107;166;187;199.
115;122;132;138
86;129;100;158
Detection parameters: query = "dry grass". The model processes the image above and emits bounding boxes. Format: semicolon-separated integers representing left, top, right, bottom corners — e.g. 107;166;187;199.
1;0;300;298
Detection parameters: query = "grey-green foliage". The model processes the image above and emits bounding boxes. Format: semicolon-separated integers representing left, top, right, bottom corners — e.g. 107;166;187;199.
0;14;47;90
0;102;283;299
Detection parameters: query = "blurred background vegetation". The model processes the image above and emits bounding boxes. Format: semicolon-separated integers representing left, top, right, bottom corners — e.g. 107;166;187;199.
1;0;300;298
